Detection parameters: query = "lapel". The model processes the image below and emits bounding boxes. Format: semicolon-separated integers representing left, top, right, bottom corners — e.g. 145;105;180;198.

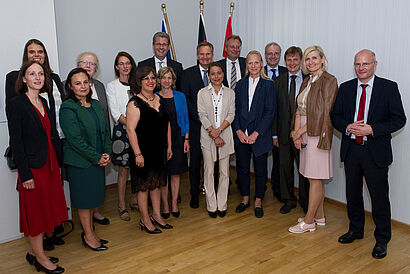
367;76;380;121
204;88;215;124
22;93;45;132
149;57;156;68
194;65;205;88
349;78;359;122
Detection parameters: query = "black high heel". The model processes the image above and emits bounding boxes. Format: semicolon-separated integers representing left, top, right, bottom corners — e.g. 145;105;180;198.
81;232;108;245
139;219;162;234
171;211;180;218
33;259;64;274
26;252;58;265
150;216;173;229
81;232;108;251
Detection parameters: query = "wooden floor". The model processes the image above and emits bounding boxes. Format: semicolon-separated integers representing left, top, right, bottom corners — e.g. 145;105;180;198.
1;170;410;274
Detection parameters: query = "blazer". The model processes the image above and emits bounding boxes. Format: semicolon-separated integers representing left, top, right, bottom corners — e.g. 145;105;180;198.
264;65;288;78
180;65;205;127
294;71;338;150
197;85;235;161
217;57;247;87
232;77;276;157
138;56;183;90
272;71;308;144
59;99;112;168
7;93;62;182
106;78;131;124
331;76;406;167
6;70;64;120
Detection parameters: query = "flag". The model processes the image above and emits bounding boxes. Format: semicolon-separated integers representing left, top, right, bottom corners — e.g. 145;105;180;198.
222;16;232;58
198;13;207;44
162;19;172;60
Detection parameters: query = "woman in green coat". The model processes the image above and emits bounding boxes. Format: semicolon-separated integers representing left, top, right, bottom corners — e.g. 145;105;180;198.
60;68;112;251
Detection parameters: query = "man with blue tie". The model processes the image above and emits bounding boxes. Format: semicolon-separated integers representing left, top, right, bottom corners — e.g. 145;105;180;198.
181;42;214;208
331;49;406;259
264;42;287;201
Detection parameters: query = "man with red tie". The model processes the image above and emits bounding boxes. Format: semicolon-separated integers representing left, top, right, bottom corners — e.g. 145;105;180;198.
331;49;406;259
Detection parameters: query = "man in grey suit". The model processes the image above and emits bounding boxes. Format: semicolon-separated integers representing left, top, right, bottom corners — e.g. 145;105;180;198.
272;46;309;214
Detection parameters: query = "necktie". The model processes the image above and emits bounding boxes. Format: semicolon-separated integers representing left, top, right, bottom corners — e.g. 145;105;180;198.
203;70;209;86
289;75;297;116
230;61;237;90
356;84;368;144
271;68;276;80
158;61;164;69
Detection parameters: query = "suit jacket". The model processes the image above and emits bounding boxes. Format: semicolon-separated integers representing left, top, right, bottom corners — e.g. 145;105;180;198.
264;65;287;78
138;57;183;90
331;76;406;167
272;71;308;144
7;93;62;182
5;70;64;120
59;99;112;168
217;57;247;87
180;65;205;129
232;77;276;157
197;85;235;161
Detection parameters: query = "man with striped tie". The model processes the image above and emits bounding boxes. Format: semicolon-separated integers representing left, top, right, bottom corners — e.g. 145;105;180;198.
217;35;246;90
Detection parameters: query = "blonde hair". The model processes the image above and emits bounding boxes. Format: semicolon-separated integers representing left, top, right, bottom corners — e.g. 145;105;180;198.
157;66;177;90
245;50;270;80
301;46;328;75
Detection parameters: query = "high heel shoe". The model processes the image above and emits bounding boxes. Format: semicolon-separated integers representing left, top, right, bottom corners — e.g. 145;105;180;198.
129;201;139;211
139;219;162;234
171;211;180;218
81;232;108;245
33;259;64;273
26;252;59;265
161;212;170;219
150;216;173;229
81;232;108;251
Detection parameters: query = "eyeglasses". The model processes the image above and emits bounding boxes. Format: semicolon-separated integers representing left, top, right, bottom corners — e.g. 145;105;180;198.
142;76;156;81
354;62;374;68
154;43;169;47
118;62;131;67
228;45;241;50
80;60;96;67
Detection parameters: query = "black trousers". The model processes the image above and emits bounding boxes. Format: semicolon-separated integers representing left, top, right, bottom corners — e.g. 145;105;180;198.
344;142;391;245
278;141;309;206
236;142;268;199
189;122;202;196
270;146;280;197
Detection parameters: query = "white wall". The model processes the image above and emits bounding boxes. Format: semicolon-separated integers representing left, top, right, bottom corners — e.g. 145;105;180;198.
0;0;60;243
208;0;410;224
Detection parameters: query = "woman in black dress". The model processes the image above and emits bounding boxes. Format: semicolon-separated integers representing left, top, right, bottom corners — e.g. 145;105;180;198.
157;67;189;218
126;66;173;234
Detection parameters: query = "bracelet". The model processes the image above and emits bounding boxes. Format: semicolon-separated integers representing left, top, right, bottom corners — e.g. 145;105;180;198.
135;153;142;157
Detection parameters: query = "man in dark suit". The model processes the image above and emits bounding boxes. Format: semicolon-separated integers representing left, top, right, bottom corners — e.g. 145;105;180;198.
263;42;287;200
272;46;309;214
217;35;246;89
331;49;406;259
180;41;214;208
138;32;183;90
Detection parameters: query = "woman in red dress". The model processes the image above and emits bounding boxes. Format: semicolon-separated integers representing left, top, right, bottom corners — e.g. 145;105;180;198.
8;60;68;273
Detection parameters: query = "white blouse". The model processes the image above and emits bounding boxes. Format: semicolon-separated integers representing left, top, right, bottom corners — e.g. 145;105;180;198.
106;78;131;124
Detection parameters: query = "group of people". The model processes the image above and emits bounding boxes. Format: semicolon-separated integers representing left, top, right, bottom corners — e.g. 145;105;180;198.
6;31;406;273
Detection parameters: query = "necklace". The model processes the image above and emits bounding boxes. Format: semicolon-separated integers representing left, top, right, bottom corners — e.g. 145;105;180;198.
140;92;155;101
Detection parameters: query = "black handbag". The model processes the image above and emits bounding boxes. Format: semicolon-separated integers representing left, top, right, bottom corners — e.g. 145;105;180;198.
4;146;17;170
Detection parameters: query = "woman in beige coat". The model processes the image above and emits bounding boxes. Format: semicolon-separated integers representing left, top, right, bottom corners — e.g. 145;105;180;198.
197;62;235;218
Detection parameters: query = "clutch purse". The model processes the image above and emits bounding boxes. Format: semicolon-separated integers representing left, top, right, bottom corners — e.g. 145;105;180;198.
4;146;17;170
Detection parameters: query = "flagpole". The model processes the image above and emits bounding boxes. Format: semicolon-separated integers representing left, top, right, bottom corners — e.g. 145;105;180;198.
161;3;176;60
229;2;234;17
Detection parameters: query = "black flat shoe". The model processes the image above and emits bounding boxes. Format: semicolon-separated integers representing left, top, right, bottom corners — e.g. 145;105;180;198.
46;234;64;246
217;210;226;218
139;219;162;234
190;195;199;208
208;211;217;218
338;231;364;244
81;232;108;245
235;202;250;213
81;232;108;251
150;216;173;229
33;259;64;273
161;212;170;219
26;253;58;265
280;202;296;214
93;217;110;225
43;239;54;251
171;211;180;218
372;243;387;259
254;207;264;218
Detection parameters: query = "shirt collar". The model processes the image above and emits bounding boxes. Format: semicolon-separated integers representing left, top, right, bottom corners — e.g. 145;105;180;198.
266;64;279;71
288;69;302;79
358;75;375;89
154;56;167;65
199;64;208;72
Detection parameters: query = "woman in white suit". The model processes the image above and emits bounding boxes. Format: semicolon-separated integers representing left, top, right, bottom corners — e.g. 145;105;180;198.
197;62;235;218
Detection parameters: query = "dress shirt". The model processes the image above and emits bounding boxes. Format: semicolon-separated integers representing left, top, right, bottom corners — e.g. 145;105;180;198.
199;64;208;80
350;76;375;141
106;78;131;124
288;70;303;100
154;56;167;72
209;84;223;128
266;64;279;79
226;58;242;88
246;76;260;136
